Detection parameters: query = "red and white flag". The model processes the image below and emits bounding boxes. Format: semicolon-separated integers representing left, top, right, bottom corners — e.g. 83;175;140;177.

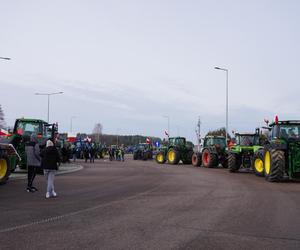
146;138;151;144
0;129;9;136
264;118;269;125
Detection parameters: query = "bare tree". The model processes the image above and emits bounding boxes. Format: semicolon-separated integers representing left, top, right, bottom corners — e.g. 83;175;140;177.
0;104;6;129
93;123;103;143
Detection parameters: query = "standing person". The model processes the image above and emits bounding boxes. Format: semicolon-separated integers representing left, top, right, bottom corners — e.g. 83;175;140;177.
108;147;113;161
25;134;41;192
40;140;61;199
90;142;95;163
84;141;90;163
120;145;125;162
71;143;76;162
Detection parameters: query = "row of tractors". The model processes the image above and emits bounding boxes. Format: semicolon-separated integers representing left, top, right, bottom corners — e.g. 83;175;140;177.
154;119;300;182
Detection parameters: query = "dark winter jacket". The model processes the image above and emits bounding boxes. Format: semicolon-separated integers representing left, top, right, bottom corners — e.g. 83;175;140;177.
25;141;41;167
40;146;61;170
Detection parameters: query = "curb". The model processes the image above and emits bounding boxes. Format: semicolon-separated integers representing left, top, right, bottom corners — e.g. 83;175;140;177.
9;164;83;181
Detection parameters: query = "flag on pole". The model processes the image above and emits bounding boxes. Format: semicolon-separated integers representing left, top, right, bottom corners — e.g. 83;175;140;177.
146;138;151;144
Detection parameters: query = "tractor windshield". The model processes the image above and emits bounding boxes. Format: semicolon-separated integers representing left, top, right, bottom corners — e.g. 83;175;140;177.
236;135;259;146
169;138;186;145
138;144;149;150
278;125;300;139
209;138;226;148
15;121;46;136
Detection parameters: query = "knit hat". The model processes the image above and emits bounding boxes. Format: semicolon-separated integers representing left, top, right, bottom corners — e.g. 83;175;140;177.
46;140;54;147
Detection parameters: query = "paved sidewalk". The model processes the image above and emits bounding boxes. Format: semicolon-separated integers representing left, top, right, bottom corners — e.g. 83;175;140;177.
10;163;83;180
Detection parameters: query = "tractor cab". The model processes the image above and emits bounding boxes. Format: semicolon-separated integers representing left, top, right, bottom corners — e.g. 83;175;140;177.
203;136;226;149
13;118;58;144
268;121;300;142
10;118;58;169
234;133;260;147
169;137;186;146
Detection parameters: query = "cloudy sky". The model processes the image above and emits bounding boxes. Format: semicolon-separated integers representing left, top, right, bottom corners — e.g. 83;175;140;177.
1;0;300;142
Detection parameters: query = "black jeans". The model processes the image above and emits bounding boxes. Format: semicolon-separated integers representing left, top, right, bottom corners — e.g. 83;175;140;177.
27;165;37;188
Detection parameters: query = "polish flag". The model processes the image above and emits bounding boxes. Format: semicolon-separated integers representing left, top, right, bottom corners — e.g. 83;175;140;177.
0;129;9;136
146;138;151;144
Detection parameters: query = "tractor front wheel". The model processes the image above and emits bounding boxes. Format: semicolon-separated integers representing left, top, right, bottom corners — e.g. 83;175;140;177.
155;152;166;164
202;149;217;168
167;148;180;165
253;150;264;177
0;157;10;185
228;153;240;172
192;153;201;167
182;150;193;164
221;158;228;168
264;149;284;182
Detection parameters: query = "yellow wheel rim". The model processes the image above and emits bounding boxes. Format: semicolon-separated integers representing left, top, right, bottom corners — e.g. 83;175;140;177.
0;159;8;179
254;158;264;173
168;151;175;162
157;154;163;162
264;151;271;175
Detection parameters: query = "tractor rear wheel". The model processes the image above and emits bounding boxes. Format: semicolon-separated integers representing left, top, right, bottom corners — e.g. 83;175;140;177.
192;152;201;167
253;150;264;177
202;149;217;168
0;157;10;185
228;153;240;172
155;151;166;164
264;149;284;182
167;148;180;165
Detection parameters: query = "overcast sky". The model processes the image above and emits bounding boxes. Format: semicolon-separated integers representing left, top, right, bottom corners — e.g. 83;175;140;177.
1;0;300;143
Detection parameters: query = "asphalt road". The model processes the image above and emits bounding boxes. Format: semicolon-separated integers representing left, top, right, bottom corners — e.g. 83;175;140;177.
1;157;300;250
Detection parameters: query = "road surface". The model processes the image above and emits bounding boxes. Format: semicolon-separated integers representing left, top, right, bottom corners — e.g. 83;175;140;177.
1;157;300;249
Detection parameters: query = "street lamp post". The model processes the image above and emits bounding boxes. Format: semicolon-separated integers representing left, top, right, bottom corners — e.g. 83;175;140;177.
163;115;170;137
70;116;76;132
35;92;63;123
214;66;229;145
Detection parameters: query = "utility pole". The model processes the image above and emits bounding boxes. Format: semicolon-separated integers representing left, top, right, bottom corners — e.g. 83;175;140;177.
195;116;201;152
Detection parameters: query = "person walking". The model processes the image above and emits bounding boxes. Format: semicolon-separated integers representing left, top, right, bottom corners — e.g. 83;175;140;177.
41;140;61;199
25;134;41;192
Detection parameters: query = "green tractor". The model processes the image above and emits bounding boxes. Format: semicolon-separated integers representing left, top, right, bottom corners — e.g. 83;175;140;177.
253;120;300;182
133;143;153;160
0;143;21;184
155;137;193;165
192;135;227;168
228;129;261;173
9;118;58;170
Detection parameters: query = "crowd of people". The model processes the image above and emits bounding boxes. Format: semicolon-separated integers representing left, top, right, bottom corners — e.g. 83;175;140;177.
108;145;125;161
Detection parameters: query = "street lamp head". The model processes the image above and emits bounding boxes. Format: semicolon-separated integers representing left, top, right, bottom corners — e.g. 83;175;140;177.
0;57;11;60
214;66;228;71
